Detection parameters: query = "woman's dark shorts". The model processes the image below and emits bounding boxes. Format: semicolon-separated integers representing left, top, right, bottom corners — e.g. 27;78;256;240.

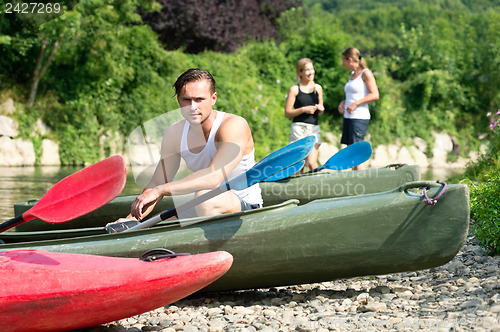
341;118;370;145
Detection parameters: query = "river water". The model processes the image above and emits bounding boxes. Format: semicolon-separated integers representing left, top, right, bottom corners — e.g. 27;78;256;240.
0;165;465;221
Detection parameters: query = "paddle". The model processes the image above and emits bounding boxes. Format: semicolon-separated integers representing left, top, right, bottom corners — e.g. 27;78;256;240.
305;141;372;173
0;155;127;233
260;160;306;182
108;136;316;233
262;141;373;182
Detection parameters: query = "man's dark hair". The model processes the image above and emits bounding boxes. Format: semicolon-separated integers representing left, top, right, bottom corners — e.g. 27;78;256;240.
173;69;216;96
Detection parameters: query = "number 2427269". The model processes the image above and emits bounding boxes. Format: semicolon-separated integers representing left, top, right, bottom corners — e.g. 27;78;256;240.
5;2;61;14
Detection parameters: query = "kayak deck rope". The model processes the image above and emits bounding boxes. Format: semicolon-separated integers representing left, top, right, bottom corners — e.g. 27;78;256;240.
423;181;447;205
140;248;191;261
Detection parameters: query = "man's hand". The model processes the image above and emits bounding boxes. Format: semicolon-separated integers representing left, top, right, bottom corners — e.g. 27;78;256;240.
131;187;163;221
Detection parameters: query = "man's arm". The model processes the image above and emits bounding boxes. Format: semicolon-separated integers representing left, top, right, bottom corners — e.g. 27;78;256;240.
129;123;182;221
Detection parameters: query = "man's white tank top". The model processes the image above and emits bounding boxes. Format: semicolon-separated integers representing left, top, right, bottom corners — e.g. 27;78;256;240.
344;69;370;120
179;111;263;205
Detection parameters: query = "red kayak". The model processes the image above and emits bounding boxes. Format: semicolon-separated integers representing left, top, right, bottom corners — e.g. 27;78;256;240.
0;249;233;332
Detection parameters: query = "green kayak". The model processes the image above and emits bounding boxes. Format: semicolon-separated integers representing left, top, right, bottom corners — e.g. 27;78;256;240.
13;164;420;231
1;181;469;292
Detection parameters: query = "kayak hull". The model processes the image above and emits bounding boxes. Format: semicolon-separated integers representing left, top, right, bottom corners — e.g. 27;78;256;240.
1;181;469;292
0;249;232;332
14;164;420;231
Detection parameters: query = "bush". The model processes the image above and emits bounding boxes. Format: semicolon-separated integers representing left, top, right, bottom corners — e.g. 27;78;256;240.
461;110;500;182
467;169;500;255
457;109;499;254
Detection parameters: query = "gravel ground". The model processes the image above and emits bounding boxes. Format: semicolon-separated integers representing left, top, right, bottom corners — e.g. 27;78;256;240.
76;225;500;332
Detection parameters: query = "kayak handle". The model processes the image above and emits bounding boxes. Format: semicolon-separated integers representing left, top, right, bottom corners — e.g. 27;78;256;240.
26;199;40;206
140;248;191;261
398;181;448;205
106;220;140;233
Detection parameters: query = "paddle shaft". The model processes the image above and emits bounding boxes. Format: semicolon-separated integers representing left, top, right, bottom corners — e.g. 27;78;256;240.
0;215;25;233
303;165;326;175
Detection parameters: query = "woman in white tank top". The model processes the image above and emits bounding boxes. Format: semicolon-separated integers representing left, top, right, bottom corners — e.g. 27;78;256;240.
337;47;379;170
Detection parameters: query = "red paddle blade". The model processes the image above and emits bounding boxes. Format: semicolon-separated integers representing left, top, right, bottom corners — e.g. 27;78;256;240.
24;155;127;224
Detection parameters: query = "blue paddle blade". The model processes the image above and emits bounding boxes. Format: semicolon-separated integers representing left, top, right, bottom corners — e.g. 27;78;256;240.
319;141;372;171
261;160;305;182
226;136;316;190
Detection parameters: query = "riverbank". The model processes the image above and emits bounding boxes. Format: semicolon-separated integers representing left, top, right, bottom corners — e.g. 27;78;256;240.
74;222;499;332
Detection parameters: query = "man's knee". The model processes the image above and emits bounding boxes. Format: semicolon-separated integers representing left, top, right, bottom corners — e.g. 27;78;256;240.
193;190;215;216
195;200;217;216
194;191;240;216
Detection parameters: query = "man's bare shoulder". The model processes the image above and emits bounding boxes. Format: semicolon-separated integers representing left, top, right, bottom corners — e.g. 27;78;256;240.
216;113;251;139
165;118;186;136
160;118;185;154
219;113;250;131
216;113;254;155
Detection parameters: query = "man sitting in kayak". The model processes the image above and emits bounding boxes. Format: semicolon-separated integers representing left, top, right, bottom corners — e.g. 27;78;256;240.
118;68;263;223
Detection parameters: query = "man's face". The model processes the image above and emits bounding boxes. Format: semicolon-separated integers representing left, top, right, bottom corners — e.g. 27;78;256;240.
177;79;217;124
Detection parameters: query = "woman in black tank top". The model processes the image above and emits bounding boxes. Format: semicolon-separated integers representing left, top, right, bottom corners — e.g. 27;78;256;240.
285;58;325;171
293;84;320;125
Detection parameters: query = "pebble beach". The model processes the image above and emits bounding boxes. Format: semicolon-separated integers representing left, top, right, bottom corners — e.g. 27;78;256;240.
79;224;500;332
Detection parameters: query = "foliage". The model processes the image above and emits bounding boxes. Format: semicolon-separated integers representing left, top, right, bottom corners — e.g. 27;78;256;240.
1;0;178;165
460;110;500;181
457;109;499;254
279;8;348;98
487;110;500;132
305;0;500;12
139;0;302;53
466;169;500;254
12;102;43;165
